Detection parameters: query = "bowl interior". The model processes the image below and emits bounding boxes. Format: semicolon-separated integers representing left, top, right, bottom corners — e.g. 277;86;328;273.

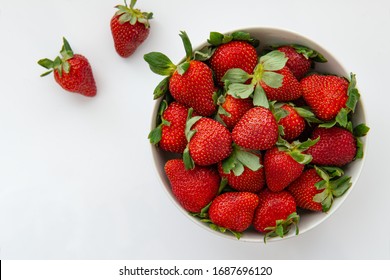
150;27;367;242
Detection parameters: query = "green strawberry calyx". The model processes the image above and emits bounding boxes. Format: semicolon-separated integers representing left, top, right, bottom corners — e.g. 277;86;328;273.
312;166;352;212
148;100;171;145
276;137;320;165
221;144;262;176
270;44;328;62
37;37;74;77
222;50;288;108
264;212;300;243
115;0;153;28
144;31;195;99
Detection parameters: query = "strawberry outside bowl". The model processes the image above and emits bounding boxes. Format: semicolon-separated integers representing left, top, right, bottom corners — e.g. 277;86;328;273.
149;27;368;242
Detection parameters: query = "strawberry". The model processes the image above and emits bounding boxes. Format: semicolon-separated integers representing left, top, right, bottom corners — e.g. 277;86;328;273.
38;37;97;97
148;101;194;154
301;74;349;121
169;60;216;116
164;159;220;213
287;168;323;211
264;138;319;192
144;31;216;116
110;0;153;58
184;113;232;168
277;46;311;80
217;94;254;130
218;151;265;193
232;107;278;150
208;192;259;233
209;40;258;86
306;126;357;166
260;66;302;101
278;103;306;141
288;166;352;212
253;189;299;241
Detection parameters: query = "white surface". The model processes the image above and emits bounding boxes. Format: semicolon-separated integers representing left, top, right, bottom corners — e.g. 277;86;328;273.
0;0;388;259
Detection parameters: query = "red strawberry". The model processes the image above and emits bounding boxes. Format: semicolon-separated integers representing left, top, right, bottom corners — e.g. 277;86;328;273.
218;94;254;130
253;189;299;241
38;38;97;97
288;166;352;212
264;147;305;192
144;32;216;116
169;60;216;116
209;192;259;232
278;103;306;141
277;46;311;80
185;116;232;167
110;0;153;58
210;40;258;86
306;126;357;166
287;168;323;211
218;153;265;193
164;159;220;213
232;107;278;150
148;101;195;154
301;74;349;121
261;66;302;101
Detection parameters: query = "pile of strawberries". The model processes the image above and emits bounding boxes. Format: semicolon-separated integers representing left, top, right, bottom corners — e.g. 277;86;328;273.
146;30;369;241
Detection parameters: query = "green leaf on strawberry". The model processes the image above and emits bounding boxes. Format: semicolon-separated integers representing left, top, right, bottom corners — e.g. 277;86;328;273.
312;166;352;212
264;212;300;243
221;145;262;176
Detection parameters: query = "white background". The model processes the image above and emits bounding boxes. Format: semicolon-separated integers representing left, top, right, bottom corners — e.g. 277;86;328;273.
0;0;389;259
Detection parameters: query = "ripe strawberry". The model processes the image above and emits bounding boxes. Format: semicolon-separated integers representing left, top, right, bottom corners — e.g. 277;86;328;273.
209;40;258;86
288;166;352;212
218;94;254;130
277;46;311;80
232;107;278;150
306;126;357;166
253;189;299;241
148;101;194;154
144;31;217;116
287;168;323;211
218;152;265;193
164;159;220;213
38;37;97;97
169;60;216;116
301;74;349;121
261;66;302;101
264;147;305;192
110;0;153;58
185;116;232;167
208;192;259;232
278;103;306;141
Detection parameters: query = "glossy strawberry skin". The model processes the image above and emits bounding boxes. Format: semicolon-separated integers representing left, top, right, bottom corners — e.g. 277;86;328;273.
217;154;265;193
306;127;357;166
278;104;306;141
264;147;304;192
159;102;191;154
232;107;278;150
189;118;232;166
261;67;302;101
110;15;150;58
301;74;349;121
209;192;259;232
253;189;297;233
164;159;220;213
287;168;323;211
53;54;96;97
169;60;216;116
277;46;311;80
210;41;258;86
219;95;254;130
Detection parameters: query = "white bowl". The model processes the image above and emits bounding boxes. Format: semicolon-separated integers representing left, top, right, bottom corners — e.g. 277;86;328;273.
150;27;367;242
